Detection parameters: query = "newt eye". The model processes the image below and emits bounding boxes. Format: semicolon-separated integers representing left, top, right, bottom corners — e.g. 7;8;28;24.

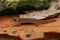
16;18;19;21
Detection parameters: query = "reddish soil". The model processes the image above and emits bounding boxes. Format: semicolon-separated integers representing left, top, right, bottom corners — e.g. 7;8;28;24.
0;14;60;40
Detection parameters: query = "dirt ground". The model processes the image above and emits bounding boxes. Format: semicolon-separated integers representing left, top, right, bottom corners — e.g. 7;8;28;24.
0;14;60;40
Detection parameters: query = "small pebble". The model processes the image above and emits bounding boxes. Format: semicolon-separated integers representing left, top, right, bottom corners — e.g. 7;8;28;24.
26;33;31;37
4;30;7;32
13;31;17;34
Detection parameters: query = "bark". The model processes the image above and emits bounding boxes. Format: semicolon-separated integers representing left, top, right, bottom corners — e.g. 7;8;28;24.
19;0;60;20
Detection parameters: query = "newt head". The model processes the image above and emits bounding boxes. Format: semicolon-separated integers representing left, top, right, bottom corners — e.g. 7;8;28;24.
13;17;20;22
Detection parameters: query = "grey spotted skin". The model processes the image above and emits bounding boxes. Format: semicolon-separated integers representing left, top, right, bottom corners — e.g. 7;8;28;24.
13;17;56;27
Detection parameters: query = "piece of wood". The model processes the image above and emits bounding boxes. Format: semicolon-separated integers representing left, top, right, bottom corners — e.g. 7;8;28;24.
13;0;60;26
